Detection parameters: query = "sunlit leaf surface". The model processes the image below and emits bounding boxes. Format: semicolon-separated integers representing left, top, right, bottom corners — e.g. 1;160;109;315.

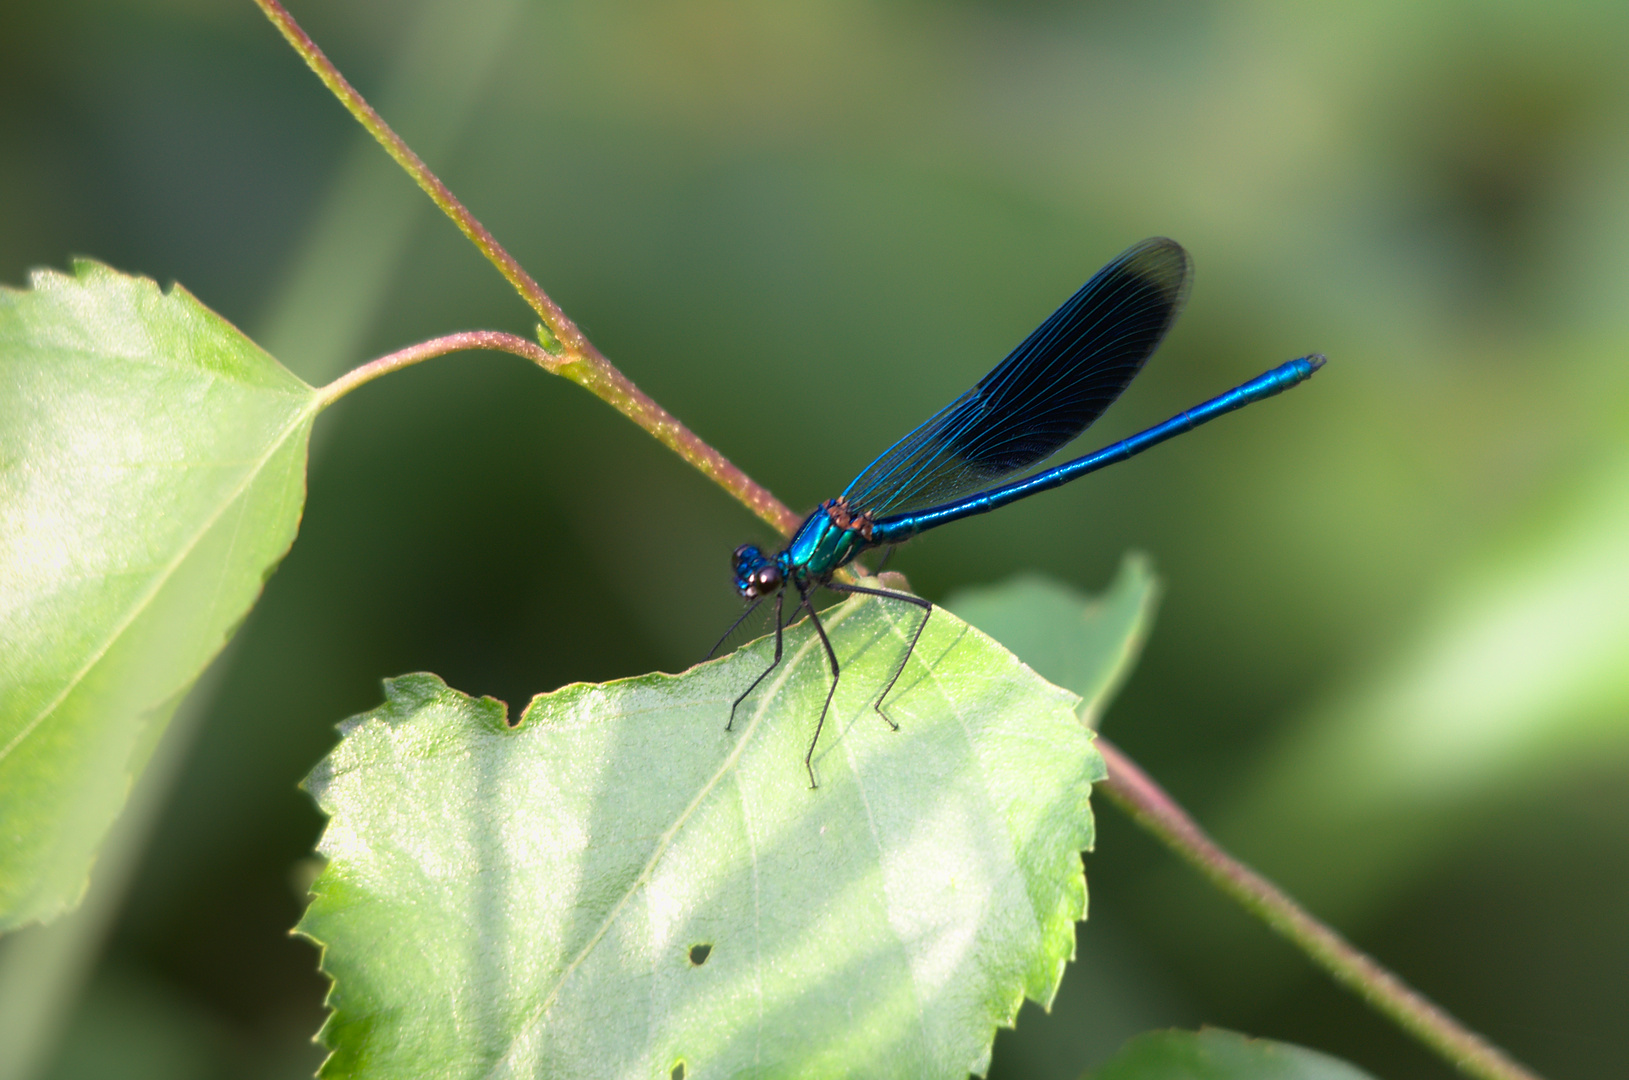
1092;1028;1377;1080
0;261;316;928
300;594;1106;1079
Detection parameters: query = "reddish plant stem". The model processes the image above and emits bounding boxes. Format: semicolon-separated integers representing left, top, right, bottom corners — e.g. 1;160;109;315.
252;0;797;537
315;332;560;405
1094;737;1543;1080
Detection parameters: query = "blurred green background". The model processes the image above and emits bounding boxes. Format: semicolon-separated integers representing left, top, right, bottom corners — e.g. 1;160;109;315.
2;0;1626;1077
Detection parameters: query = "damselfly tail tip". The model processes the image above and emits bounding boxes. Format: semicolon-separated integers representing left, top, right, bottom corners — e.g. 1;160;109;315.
1305;353;1328;372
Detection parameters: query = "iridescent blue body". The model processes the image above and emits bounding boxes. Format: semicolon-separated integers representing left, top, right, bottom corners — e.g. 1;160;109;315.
719;239;1325;786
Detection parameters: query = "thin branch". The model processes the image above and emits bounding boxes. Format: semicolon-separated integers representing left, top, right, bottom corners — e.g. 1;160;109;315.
251;0;797;537
314;331;560;406
1093;737;1543;1080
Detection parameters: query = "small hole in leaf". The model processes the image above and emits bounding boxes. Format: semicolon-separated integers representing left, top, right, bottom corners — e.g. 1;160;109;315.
688;944;712;966
671;1063;685;1080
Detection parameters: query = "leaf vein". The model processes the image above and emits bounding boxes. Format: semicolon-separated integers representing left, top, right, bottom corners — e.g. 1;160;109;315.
0;398;317;766
497;617;836;1071
844;598;932;1057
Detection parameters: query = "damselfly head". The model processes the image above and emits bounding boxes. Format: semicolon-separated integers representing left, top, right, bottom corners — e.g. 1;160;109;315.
732;544;783;599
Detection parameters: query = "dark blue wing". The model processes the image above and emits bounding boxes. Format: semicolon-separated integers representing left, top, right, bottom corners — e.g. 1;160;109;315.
841;237;1191;518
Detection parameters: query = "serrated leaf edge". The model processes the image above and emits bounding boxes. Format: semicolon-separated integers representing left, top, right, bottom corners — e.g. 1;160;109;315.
301;600;1105;1078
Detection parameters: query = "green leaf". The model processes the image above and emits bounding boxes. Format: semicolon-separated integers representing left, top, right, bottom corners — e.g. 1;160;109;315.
1090;1028;1378;1080
299;594;1106;1079
0;261;317;930
944;554;1160;726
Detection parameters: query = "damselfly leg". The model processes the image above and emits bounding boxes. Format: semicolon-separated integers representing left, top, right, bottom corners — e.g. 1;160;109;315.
726;590;785;731
824;582;931;732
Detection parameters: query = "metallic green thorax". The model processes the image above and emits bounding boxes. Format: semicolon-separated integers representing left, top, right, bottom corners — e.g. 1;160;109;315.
732;499;875;602
783;501;873;582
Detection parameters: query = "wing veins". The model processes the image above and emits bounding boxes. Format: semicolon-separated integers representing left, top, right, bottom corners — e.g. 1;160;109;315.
840;238;1190;518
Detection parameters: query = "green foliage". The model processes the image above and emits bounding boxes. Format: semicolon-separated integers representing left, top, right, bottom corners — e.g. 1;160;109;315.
1090;1028;1378;1080
945;555;1159;726
299;593;1106;1079
7;2;1621;1074
0;262;317;929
